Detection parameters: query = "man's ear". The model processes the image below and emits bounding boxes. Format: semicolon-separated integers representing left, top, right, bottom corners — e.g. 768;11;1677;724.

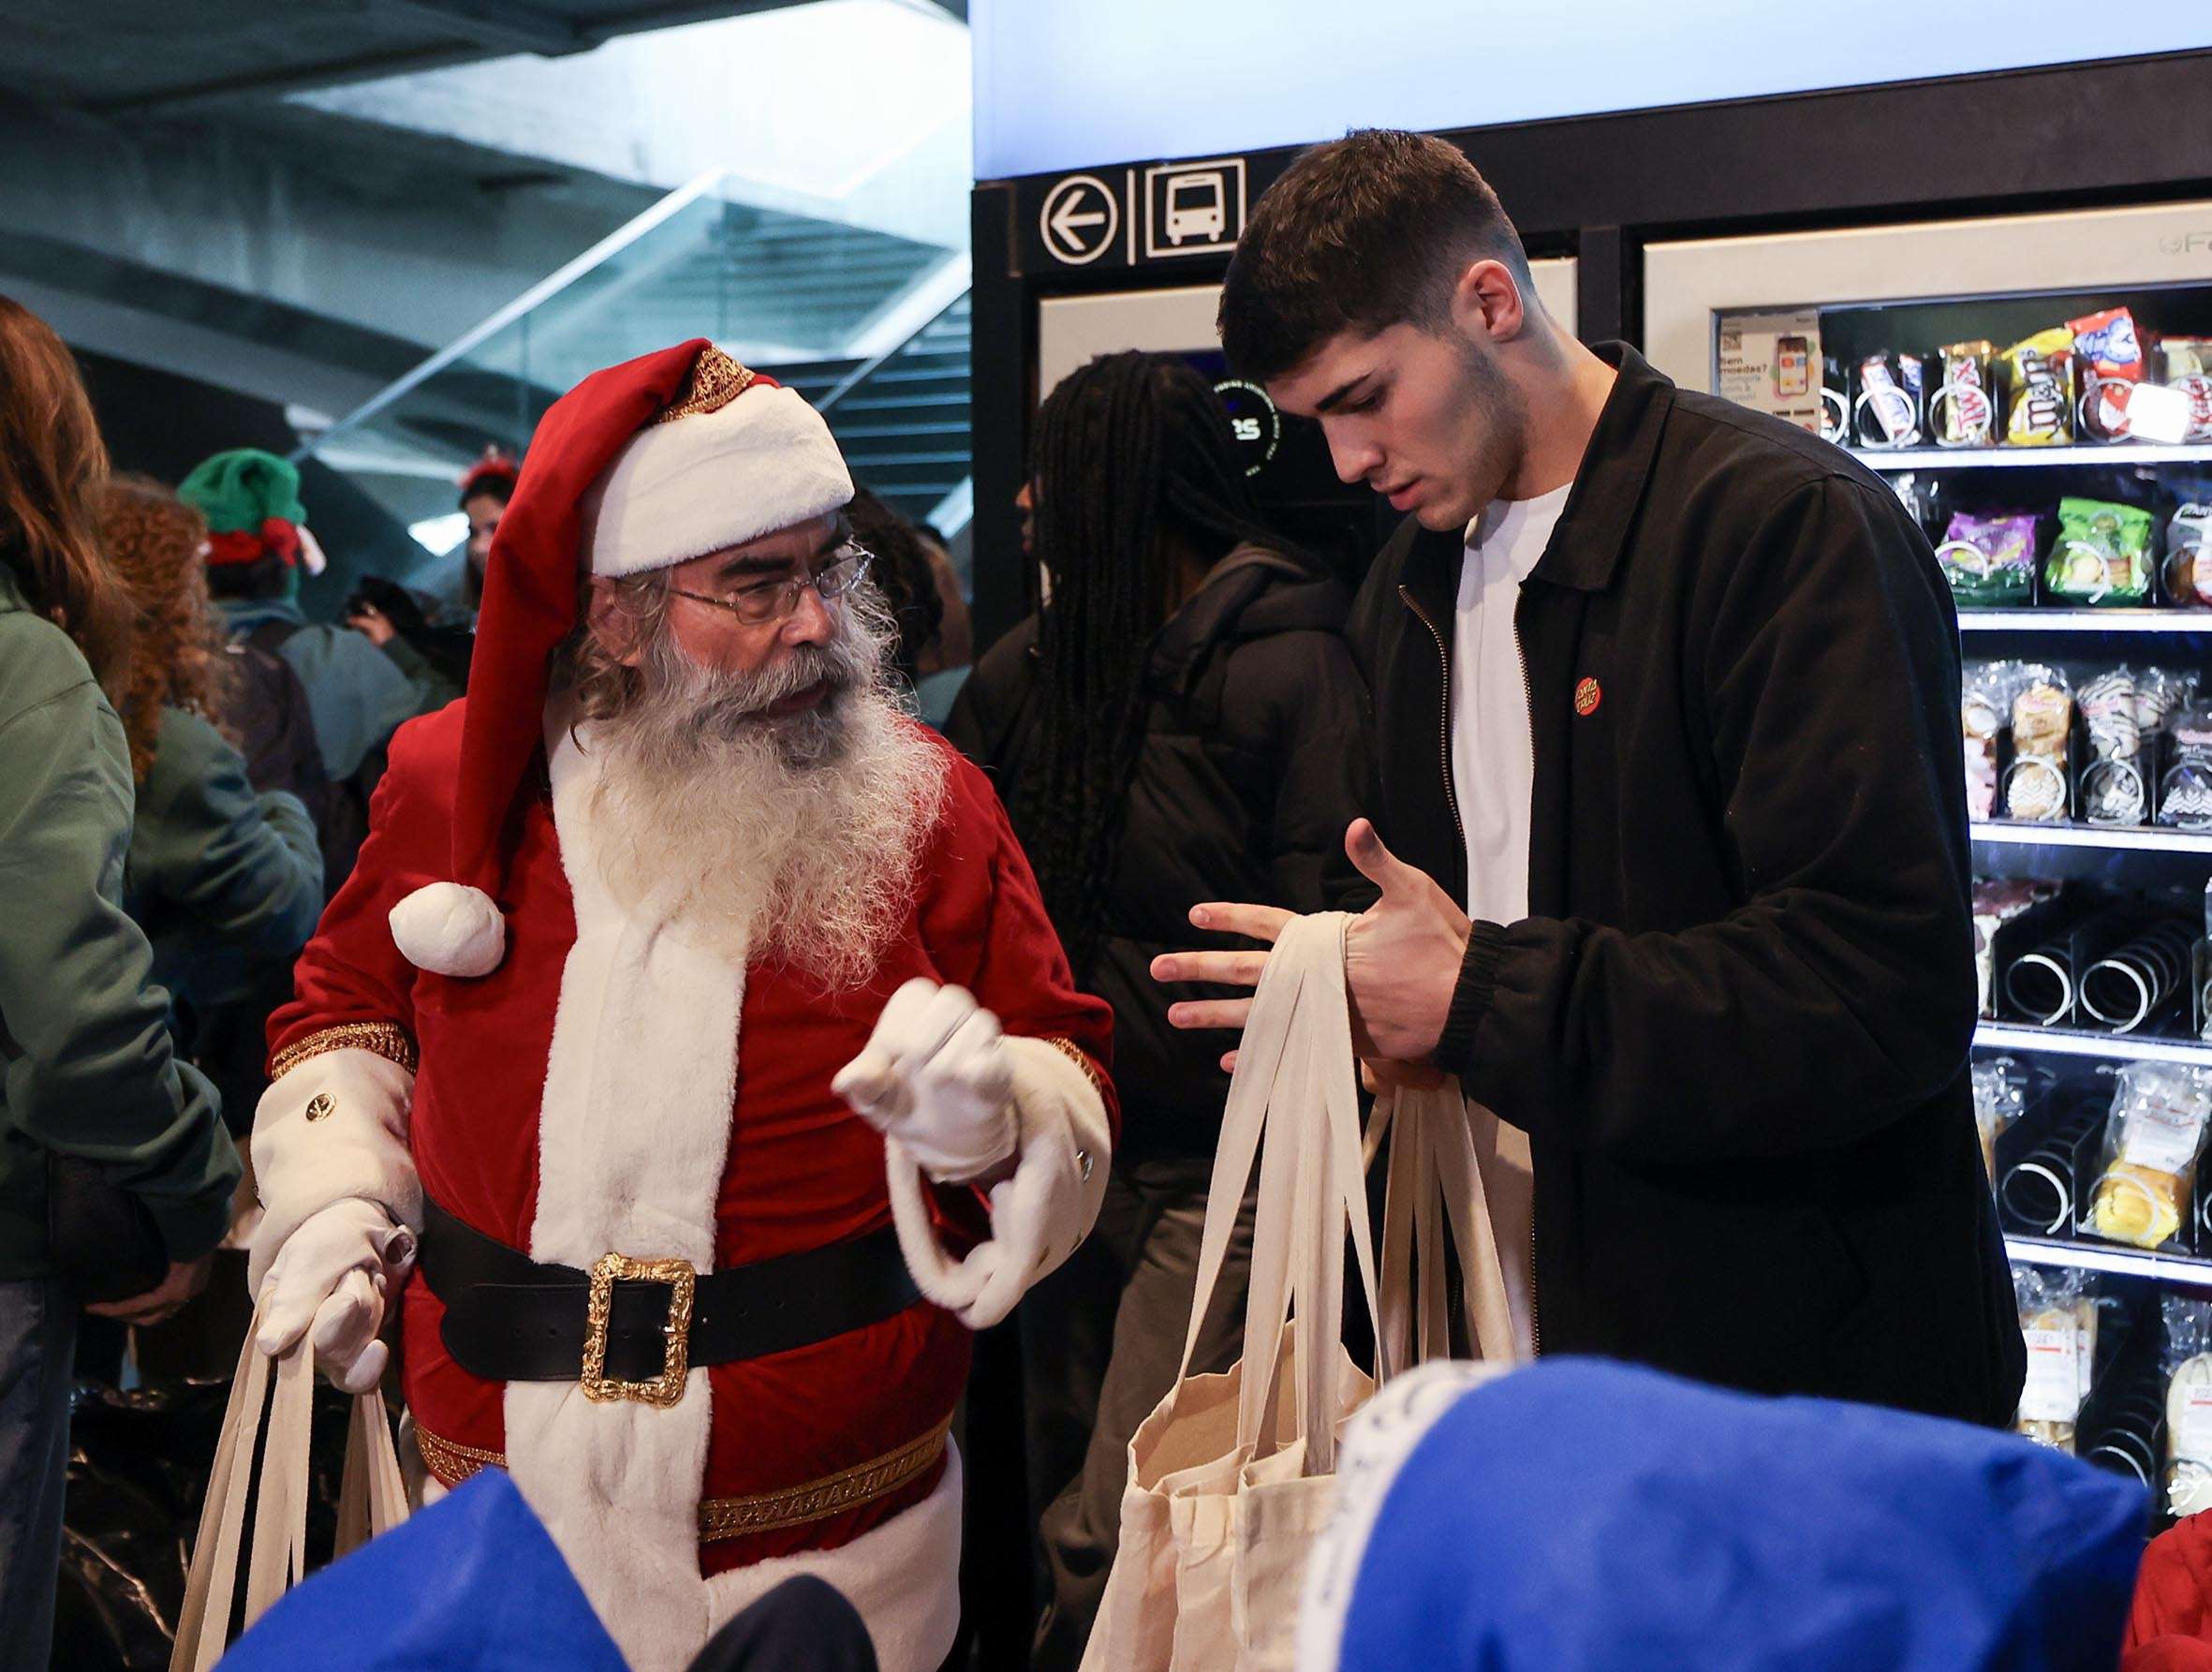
583;576;644;671
1449;257;1527;347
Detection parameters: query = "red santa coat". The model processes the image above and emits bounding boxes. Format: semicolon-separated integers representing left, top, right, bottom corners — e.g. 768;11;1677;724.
256;698;1113;1669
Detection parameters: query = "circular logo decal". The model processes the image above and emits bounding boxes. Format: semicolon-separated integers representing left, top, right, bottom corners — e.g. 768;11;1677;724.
1573;677;1602;718
1212;378;1282;478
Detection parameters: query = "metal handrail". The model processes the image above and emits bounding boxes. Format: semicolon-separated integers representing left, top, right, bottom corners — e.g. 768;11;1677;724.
289;168;730;462
816;288;969;416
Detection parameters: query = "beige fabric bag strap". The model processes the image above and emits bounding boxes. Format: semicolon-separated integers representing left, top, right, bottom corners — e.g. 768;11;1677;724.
171;1299;411;1672
1366;1081;1517;1377
1180;912;1379;1475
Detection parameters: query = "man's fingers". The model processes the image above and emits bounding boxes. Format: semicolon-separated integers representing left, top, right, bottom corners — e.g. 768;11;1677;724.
310;1271;380;1366
1345;818;1423;896
1220;1050;1239;1074
331;1338;390;1396
1186;902;1292;943
1150;949;1269;987
832;1046;904;1117
255;1277;320;1357
1165;997;1254;1032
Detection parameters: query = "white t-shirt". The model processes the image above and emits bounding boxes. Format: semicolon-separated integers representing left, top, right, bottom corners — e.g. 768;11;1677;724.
1448;480;1571;1360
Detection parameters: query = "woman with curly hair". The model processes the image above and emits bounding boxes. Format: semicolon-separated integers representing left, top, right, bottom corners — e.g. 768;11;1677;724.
96;477;323;1133
0;296;240;1672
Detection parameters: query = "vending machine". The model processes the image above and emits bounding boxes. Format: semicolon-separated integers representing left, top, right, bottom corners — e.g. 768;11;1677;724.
1650;200;2212;1476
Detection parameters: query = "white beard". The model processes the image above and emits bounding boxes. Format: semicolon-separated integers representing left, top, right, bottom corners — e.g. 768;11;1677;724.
577;607;946;990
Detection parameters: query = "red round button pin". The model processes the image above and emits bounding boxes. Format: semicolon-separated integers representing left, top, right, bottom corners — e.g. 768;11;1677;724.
1574;677;1602;718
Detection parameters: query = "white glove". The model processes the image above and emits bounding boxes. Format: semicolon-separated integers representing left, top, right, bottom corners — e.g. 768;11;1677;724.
254;1197;416;1395
834;979;1016;1184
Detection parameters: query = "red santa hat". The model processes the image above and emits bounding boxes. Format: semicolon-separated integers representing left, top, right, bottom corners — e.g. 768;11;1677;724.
387;338;855;977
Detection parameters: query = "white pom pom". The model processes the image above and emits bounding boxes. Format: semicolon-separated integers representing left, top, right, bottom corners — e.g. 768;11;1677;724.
388;883;505;977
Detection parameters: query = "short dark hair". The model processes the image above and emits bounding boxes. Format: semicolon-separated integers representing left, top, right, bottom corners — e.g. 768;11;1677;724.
1219;128;1532;385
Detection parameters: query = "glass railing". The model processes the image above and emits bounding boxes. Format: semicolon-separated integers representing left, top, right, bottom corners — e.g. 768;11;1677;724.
296;167;967;599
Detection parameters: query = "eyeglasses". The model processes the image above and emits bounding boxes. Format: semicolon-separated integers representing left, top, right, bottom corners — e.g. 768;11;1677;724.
669;544;874;627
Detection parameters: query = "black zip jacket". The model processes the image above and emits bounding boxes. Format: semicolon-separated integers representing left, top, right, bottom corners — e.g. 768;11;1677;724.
1346;343;2025;1425
951;549;1368;1162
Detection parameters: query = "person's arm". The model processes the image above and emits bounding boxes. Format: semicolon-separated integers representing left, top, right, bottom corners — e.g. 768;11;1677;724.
0;685;239;1264
137;712;323;960
249;716;442;1292
1441;475;1976;1163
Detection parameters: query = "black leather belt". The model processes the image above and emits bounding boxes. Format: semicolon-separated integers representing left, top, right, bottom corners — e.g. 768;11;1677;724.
419;1197;922;1408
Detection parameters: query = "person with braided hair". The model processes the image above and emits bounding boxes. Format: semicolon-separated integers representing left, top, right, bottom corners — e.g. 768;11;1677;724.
946;348;1368;1669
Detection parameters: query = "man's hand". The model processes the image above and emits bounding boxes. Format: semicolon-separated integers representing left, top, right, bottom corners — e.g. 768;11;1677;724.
835;980;1016;1185
85;1255;212;1327
1152;819;1472;1073
256;1198;414;1394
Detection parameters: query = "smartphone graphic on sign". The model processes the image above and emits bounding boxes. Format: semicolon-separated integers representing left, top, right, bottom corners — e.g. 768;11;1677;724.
1775;334;1811;398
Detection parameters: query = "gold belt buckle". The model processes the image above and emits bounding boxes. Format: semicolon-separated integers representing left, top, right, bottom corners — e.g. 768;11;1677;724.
581;1252;696;1407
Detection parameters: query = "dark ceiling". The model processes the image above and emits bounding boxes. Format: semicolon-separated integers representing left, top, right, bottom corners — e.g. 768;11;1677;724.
2;0;965;113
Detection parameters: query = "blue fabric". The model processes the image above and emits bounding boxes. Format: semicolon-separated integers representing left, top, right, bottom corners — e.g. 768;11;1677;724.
1336;1358;2148;1672
219;1470;627;1672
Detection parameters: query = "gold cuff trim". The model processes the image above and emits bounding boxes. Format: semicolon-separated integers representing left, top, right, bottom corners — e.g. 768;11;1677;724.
414;1414;951;1542
1038;1035;1108;1101
269;1021;419;1082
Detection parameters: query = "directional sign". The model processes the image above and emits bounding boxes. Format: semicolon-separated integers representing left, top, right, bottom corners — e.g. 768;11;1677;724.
1040;173;1120;266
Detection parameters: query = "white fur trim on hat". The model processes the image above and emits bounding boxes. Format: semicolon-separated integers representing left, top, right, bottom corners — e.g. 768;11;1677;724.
389;882;506;976
581;381;854;578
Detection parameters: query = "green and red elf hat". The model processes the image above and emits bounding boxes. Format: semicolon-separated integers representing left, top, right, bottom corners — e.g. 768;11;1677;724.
176;449;328;576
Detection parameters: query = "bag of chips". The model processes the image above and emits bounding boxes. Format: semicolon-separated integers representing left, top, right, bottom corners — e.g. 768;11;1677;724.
1936;510;2038;607
2069;307;2146;439
2087;1060;2212;1250
2045;497;2152;604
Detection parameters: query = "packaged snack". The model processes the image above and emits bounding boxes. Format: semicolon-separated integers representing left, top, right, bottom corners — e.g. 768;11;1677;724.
2045;496;2152;604
1854;350;1925;448
1975;1057;2030;1179
2079;667;2149;826
1818;354;1850;445
2001;668;2072;821
2161;707;2212;830
1935;510;2037;606
2163;505;2212;606
2015;1264;2096;1453
2004;327;2076;446
1961;661;2015;821
2069;307;2146;439
2163;337;2212;380
1971;875;2057;1018
2087;1060;2212;1250
2183;374;2212;444
2167;1295;2212;1516
1933;340;1998;447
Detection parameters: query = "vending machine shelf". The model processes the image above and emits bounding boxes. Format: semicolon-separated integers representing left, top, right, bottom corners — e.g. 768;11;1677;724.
1972;823;2212;855
1977;1024;2212;1065
1958;610;2212;633
2005;1235;2212;1291
1856;441;2212;472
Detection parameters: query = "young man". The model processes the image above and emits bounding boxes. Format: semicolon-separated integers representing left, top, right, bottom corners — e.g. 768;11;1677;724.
1156;129;2023;1426
246;341;1113;1672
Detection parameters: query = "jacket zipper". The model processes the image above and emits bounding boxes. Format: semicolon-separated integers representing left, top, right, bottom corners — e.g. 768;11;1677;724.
1400;582;1542;1358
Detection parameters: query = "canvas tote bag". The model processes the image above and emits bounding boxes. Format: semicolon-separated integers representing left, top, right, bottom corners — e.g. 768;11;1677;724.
1080;912;1382;1672
170;1297;410;1671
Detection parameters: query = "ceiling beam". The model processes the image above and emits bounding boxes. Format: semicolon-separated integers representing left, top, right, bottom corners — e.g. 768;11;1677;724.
382;0;595;57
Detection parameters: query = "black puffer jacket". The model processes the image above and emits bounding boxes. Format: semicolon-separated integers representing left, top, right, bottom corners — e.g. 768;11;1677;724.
948;549;1369;1161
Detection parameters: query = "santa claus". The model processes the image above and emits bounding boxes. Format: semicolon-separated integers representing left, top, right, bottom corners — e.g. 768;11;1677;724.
243;340;1114;1672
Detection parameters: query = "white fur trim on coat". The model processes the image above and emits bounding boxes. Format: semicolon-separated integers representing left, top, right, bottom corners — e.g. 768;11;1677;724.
885;1033;1111;1330
247;1047;420;1294
389;881;506;977
580;381;853;578
498;712;745;1672
703;1440;963;1672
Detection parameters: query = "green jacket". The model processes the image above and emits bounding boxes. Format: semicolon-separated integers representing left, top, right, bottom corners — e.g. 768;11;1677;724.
0;570;241;1279
125;705;322;1014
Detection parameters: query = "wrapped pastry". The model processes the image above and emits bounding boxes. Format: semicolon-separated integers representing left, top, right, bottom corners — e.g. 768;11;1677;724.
2002;670;2072;822
2087;1061;2212;1250
1974;1058;2029;1181
2014;1264;2095;1454
2167;1297;2212;1517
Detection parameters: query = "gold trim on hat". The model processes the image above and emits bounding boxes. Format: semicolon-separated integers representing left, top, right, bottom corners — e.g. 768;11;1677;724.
654;347;757;424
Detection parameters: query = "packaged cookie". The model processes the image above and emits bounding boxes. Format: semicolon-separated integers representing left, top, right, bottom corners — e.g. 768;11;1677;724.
2001;669;2072;822
2087;1061;2212;1250
1961;661;2020;821
2046;497;2152;604
2166;1295;2212;1517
